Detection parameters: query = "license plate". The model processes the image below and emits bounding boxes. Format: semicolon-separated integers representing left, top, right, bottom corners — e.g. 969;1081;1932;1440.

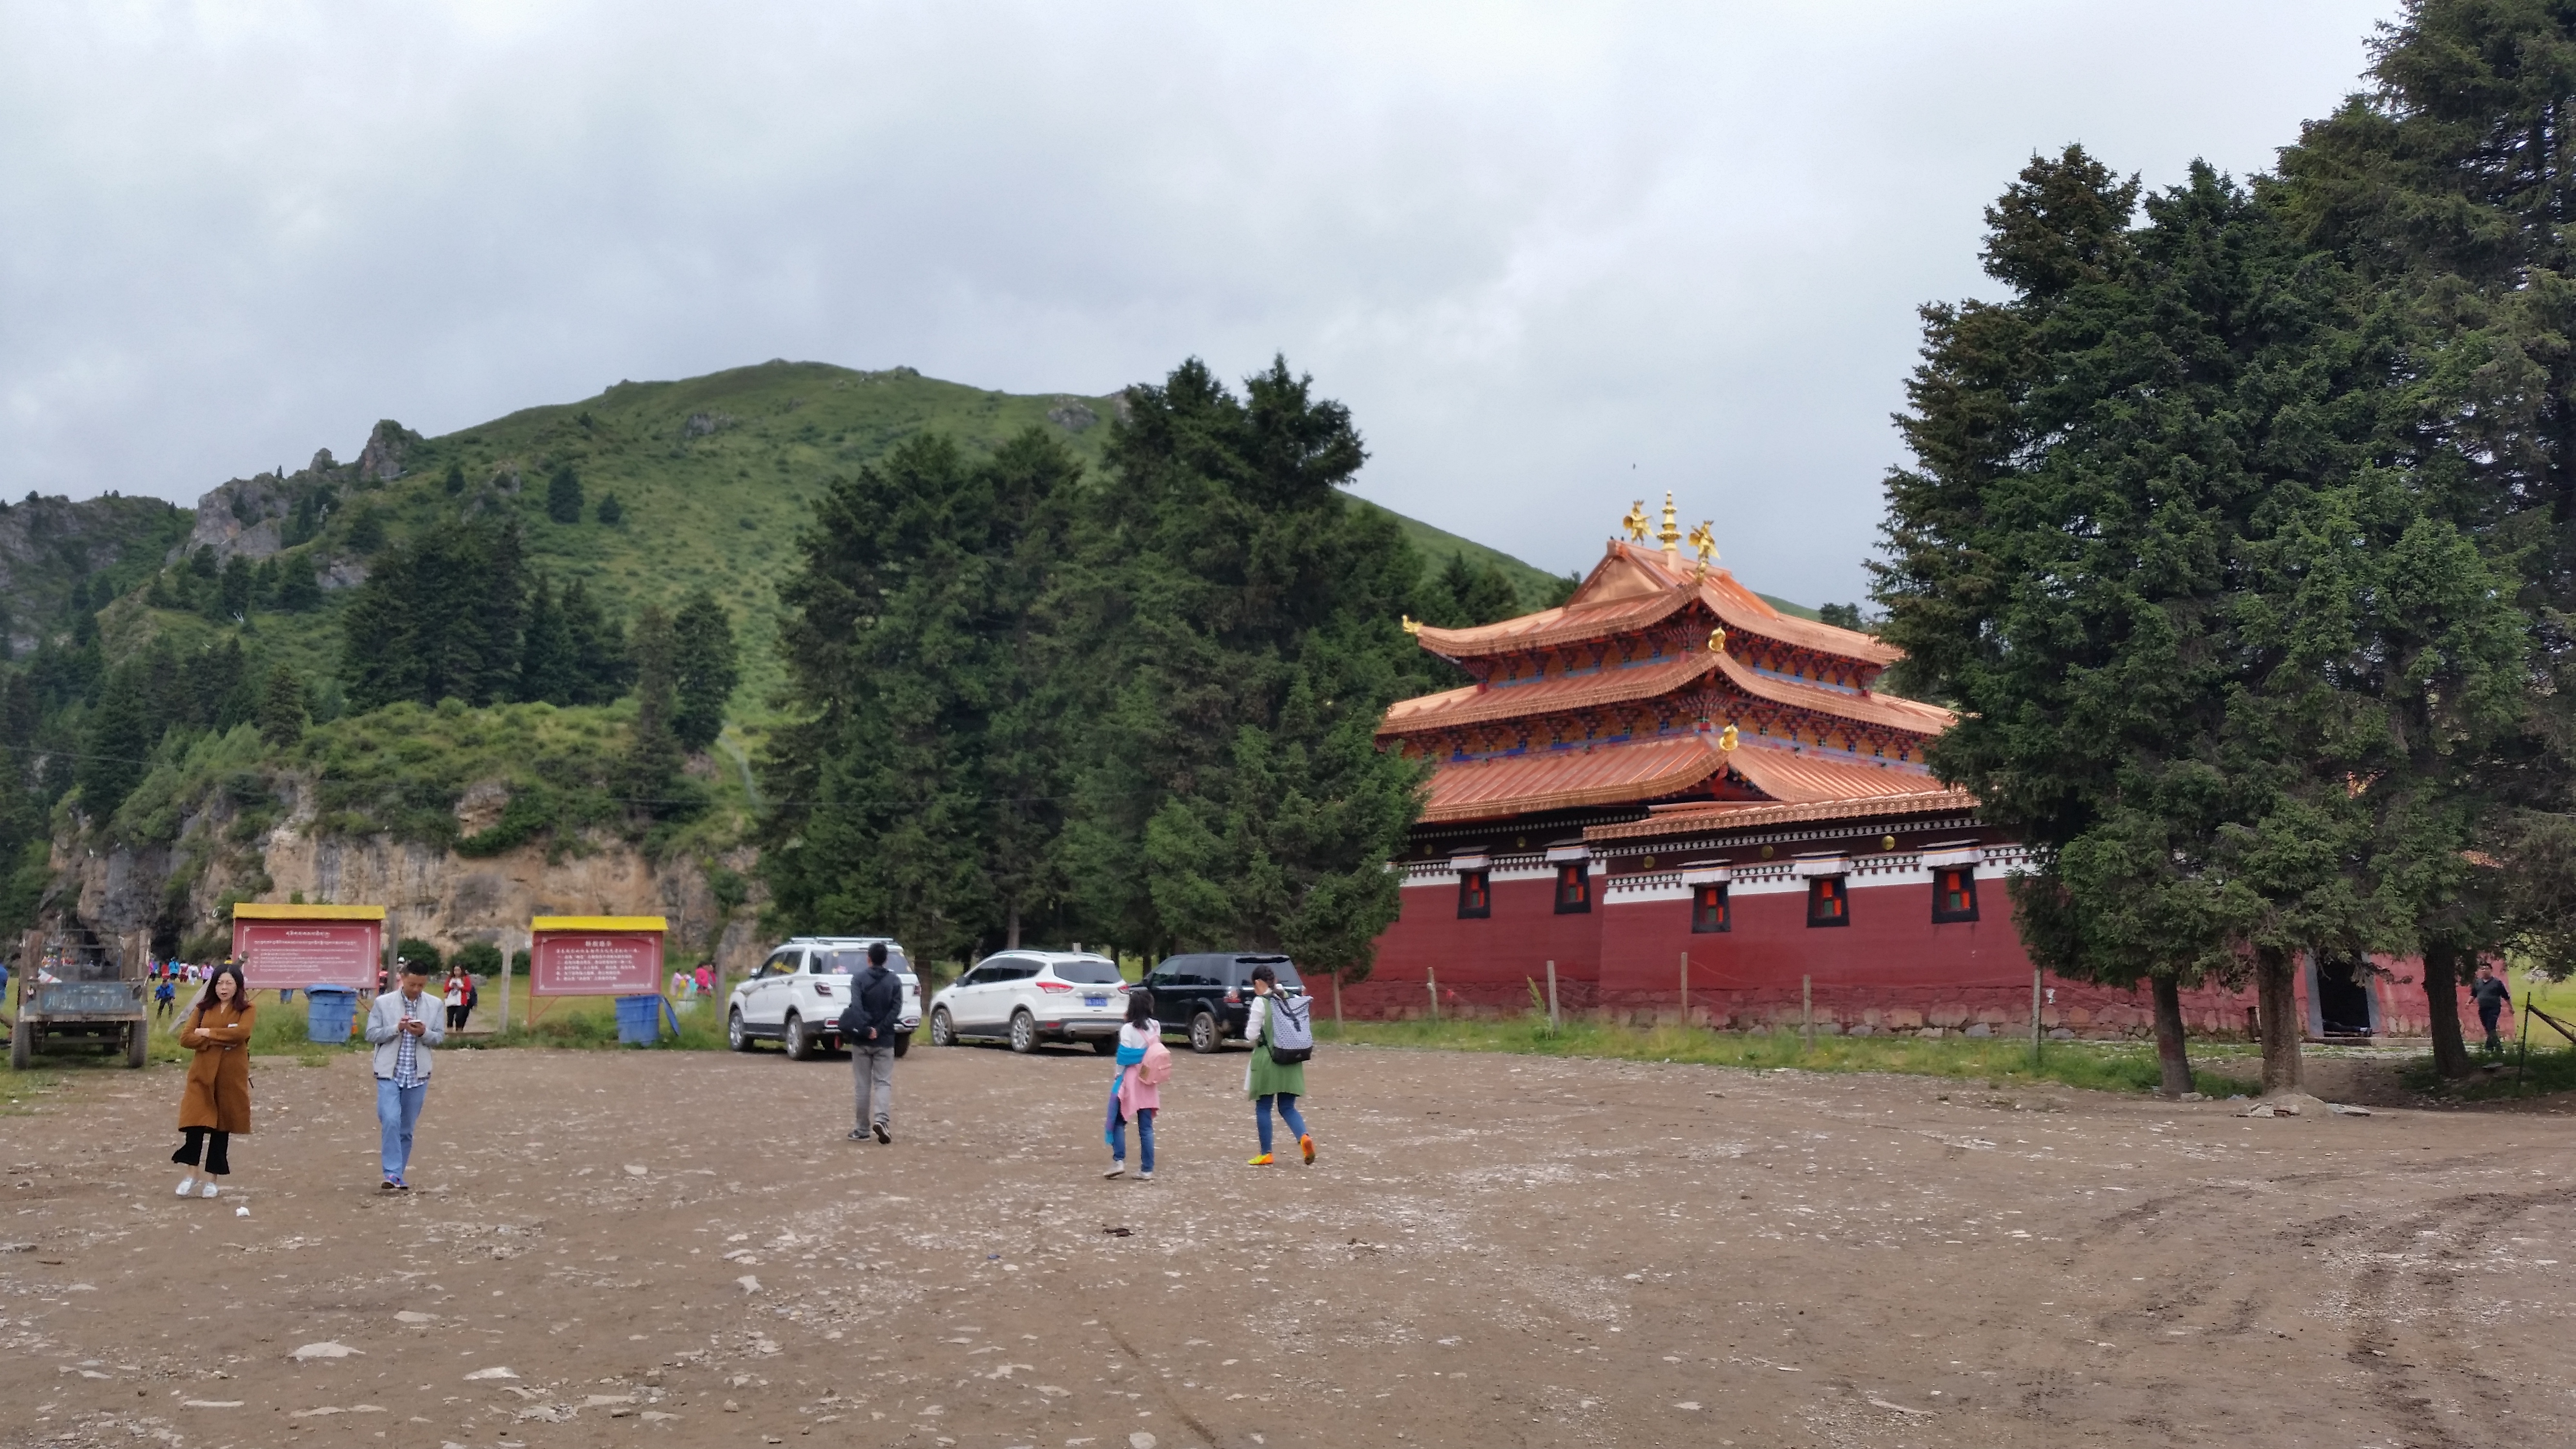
1083;996;1109;1008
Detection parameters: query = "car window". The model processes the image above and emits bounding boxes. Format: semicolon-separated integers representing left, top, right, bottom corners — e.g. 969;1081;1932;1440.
1235;957;1303;990
1051;959;1123;985
1147;961;1181;984
759;950;798;980
999;962;1038;982
956;966;989;988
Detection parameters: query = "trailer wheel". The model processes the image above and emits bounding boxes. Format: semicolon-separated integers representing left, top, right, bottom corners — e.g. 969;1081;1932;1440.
125;1021;147;1068
10;1021;31;1071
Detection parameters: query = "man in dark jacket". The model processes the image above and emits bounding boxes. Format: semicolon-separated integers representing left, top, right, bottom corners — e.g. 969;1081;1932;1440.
2474;966;2512;1054
840;942;903;1143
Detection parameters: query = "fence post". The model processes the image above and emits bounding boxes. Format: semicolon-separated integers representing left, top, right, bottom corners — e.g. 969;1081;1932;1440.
1427;965;1438;1022
1546;960;1560;1032
2031;966;2043;1065
1802;974;1814;1052
1679;951;1690;1027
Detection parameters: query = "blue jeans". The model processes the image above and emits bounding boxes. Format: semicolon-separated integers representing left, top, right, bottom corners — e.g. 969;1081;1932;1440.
1256;1093;1306;1154
1109;1106;1156;1172
376;1079;427;1180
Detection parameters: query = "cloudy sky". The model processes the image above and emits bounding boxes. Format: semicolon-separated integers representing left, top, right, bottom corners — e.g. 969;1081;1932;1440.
3;0;2397;607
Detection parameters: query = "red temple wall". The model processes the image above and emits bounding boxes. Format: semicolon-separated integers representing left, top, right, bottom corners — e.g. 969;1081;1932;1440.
1345;861;2497;1040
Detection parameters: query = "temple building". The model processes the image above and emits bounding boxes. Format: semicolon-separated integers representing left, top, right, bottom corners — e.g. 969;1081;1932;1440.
1346;498;2445;1041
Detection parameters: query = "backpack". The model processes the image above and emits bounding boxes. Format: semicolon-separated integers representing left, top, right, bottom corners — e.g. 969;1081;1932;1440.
1267;993;1314;1064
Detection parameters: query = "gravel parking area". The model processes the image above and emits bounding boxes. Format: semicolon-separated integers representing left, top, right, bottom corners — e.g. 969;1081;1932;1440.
4;1041;2572;1448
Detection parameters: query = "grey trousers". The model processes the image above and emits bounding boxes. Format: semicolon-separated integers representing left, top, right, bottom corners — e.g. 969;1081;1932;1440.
852;1044;895;1129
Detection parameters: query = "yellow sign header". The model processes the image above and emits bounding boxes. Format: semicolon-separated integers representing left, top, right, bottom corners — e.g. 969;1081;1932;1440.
531;916;669;934
231;903;387;921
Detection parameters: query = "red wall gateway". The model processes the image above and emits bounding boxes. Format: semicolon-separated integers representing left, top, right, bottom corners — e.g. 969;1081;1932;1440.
529;916;667;997
231;904;386;990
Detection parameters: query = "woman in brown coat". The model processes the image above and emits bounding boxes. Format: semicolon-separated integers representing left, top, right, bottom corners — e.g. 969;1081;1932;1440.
172;962;255;1199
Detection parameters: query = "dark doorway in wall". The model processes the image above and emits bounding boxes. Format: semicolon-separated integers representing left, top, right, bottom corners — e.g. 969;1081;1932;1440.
2314;950;2374;1037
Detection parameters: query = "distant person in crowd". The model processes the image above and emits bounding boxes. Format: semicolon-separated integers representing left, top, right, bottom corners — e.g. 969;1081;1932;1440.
365;960;444;1191
838;942;903;1144
693;962;715;998
172;962;255;1199
153;975;177;1022
670;967;691;1001
1104;988;1168;1180
443;969;471;1030
1243;964;1316;1167
2474;965;2511;1054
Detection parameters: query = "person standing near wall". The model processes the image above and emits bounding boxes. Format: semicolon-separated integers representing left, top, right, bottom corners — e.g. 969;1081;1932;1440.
365;960;444;1190
838;942;902;1144
172;963;255;1199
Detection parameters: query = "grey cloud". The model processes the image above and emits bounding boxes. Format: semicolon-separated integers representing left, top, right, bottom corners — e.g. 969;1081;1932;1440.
0;0;2396;605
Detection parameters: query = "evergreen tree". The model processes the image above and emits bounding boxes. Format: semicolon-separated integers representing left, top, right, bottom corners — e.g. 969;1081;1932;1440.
546;465;584;524
275;553;323;612
216;554;254;621
1875;147;2526;1095
517;574;577;705
339;520;528;711
668;587;739;753
1048;357;1427;983
77;665;151;821
561;580;633;704
444;460;467;496
258;663;306;746
623;605;688;816
595;493;624;525
761;432;1078;961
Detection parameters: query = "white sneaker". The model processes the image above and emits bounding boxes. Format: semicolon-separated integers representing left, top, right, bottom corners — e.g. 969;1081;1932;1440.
1102;1165;1125;1179
200;1183;219;1199
174;1175;194;1196
1137;1170;1153;1181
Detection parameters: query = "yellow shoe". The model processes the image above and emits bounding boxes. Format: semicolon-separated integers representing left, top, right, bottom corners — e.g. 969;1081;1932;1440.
1247;1153;1274;1166
1299;1133;1316;1165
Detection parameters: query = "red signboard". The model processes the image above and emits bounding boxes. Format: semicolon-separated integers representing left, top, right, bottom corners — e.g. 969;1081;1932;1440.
531;930;664;997
234;919;382;990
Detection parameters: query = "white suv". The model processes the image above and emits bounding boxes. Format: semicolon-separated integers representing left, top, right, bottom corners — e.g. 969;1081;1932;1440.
726;937;922;1061
926;951;1128;1054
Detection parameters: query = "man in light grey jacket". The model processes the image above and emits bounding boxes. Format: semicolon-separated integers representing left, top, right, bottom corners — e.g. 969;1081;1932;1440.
363;960;444;1190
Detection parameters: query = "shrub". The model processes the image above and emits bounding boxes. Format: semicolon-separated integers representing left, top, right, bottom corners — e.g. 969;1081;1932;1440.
396;937;442;974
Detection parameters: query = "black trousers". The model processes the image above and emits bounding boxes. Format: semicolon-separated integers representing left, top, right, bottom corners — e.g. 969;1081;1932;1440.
172;1127;231;1176
2481;1008;2504;1052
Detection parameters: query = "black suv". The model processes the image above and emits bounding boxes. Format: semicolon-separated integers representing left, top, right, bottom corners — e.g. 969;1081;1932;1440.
1140;952;1305;1053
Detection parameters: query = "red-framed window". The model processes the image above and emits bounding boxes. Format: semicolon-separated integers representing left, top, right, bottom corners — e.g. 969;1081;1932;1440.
1554;863;1592;914
1932;866;1978;923
1808;875;1850;927
1458;870;1491;919
1692;883;1730;933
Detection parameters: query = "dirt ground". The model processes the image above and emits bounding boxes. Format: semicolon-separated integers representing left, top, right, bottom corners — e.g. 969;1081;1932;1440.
4;1041;2574;1449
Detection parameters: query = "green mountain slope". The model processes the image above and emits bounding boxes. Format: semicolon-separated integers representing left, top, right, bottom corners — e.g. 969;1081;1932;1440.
102;360;1659;717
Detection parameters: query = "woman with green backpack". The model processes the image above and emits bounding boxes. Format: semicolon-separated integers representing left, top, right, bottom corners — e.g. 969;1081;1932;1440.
1243;964;1316;1166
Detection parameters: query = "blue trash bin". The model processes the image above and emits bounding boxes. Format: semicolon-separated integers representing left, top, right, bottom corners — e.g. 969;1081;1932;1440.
615;995;663;1045
305;986;357;1044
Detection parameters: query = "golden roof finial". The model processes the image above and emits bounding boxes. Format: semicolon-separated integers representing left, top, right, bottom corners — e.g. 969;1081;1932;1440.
1706;626;1726;654
1718;723;1739;753
1401;614;1423;636
1687;519;1717;564
1620;499;1649;541
1657;491;1681;551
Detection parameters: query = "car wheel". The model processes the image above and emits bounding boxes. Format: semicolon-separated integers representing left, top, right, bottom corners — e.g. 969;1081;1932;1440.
1008;1010;1037;1054
892;1034;911;1059
1190;1010;1222;1054
1092;1036;1118;1056
929;1008;957;1047
783;1013;812;1061
125;1021;147;1069
727;1008;751;1052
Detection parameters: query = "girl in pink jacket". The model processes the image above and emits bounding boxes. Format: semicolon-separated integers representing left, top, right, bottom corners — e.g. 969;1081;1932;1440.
1104;989;1169;1180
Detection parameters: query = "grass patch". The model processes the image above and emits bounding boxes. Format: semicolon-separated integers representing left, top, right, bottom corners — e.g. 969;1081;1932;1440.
1313;1015;2254;1097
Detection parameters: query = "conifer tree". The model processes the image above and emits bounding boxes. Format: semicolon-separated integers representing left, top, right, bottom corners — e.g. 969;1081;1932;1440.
339;520;528;712
560;580;632;704
77;665;151;821
258;663;306;746
545;465;584;524
668;587;739;753
623;605;686;816
516;574;574;705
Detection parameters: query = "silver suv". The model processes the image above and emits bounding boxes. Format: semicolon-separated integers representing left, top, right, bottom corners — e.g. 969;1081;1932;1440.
725;937;922;1061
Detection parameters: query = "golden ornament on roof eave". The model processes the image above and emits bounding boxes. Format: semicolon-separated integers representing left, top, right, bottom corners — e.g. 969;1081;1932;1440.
1621;500;1650;541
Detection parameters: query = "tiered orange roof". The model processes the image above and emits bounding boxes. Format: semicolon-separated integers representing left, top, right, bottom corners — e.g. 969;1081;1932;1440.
1383;501;1964;828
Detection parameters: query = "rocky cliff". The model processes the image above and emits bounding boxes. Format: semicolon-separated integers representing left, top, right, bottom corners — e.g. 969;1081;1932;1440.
53;769;767;973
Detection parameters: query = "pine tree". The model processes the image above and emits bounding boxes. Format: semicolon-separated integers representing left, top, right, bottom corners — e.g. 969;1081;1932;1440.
258;663;306;746
545;465;584;524
338;520;528;712
595;493;623;525
77;665;151;821
560;580;632;704
623;606;687;816
444;460;467;496
668;587;739;753
516;574;576;705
